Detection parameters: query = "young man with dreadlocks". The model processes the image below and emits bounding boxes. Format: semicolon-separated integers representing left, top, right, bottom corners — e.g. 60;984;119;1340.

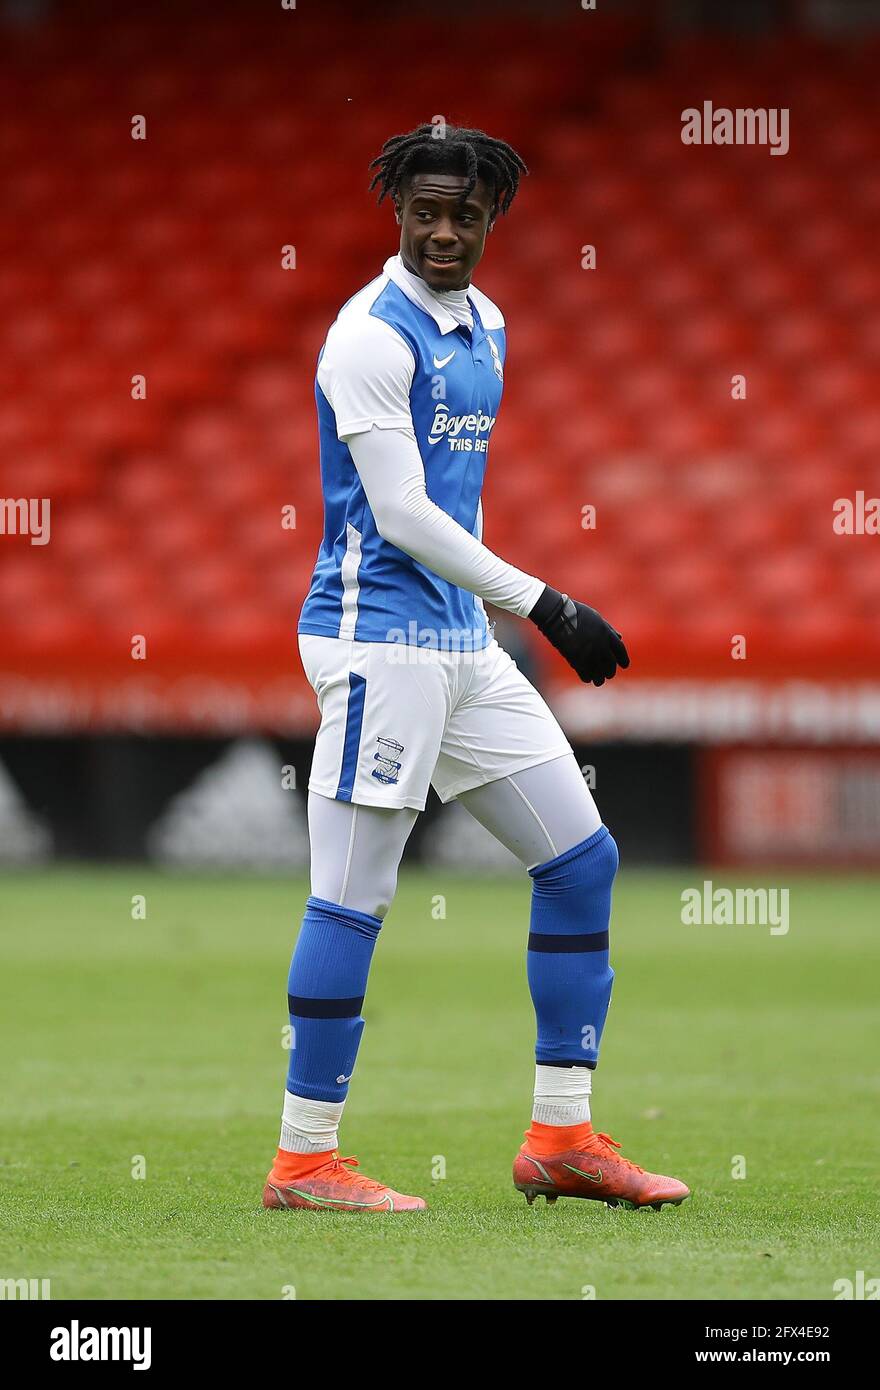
263;123;690;1214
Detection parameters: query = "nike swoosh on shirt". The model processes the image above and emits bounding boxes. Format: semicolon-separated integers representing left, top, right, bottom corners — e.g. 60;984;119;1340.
432;351;456;368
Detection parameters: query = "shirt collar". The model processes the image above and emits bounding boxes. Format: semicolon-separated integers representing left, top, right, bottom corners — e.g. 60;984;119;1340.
383;254;471;336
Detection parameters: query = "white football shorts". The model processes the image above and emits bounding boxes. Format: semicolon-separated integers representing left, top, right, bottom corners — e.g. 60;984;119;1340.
299;633;572;811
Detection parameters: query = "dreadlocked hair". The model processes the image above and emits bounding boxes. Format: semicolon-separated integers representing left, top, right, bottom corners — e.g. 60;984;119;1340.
368;122;528;218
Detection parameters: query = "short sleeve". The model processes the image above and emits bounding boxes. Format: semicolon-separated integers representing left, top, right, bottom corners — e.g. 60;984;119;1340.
317;314;416;440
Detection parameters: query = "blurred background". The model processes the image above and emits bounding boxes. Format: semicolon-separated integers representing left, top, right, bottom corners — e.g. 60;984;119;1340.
1;0;879;870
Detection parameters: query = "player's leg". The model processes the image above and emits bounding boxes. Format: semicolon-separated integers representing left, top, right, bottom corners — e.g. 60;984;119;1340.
282;794;416;1152
307;791;418;919
264;794;426;1212
457;752;614;1123
264;636;444;1213
455;748;601;867
458;754;689;1209
437;640;690;1209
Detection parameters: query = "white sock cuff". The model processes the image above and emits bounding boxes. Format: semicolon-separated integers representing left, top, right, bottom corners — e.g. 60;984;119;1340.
532;1063;592;1126
279;1091;345;1154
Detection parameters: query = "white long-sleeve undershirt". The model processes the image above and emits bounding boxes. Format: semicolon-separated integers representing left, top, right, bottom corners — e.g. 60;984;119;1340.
344;424;545;619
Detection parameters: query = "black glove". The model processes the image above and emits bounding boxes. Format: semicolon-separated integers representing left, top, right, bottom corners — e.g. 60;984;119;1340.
528;585;630;686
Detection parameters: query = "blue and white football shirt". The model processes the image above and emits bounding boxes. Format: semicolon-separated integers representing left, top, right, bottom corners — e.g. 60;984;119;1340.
298;255;507;652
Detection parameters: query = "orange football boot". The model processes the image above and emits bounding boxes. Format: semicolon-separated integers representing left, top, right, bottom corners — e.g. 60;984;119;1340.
513;1129;690;1211
263;1152;427;1213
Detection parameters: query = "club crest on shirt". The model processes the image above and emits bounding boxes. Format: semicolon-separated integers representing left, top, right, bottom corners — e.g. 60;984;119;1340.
372;736;405;786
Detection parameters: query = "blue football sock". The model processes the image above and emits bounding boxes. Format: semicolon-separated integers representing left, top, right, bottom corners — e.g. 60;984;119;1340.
285;895;382;1103
527;825;618;1069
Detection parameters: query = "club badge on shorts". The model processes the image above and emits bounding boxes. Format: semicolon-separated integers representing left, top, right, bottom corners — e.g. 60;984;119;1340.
372;736;405;786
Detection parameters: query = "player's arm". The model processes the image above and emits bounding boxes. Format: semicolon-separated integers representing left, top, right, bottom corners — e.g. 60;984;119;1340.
319;316;628;683
319;313;541;617
346;423;543;617
349;427;628;685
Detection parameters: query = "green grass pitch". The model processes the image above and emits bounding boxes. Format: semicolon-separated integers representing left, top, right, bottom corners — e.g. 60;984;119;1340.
1;866;877;1301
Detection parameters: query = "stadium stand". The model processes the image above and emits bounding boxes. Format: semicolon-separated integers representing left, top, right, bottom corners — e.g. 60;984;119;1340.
1;0;878;733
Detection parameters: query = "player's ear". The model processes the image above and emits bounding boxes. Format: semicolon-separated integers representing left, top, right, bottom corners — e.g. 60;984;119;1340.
393;197;403;226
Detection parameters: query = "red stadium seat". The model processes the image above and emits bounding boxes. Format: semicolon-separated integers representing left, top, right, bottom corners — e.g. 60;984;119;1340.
0;13;875;689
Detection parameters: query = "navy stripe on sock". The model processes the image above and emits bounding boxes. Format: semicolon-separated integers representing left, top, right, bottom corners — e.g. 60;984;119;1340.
287;994;364;1019
536;1058;598;1069
527;931;610;953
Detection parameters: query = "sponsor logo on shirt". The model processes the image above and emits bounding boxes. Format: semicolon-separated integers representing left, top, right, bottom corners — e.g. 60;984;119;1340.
427;402;497;451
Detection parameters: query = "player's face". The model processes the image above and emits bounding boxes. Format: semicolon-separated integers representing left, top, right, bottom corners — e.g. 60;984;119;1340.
396;173;495;291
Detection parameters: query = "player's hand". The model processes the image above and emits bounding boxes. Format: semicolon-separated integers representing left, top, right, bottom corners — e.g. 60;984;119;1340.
528;585;630;686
